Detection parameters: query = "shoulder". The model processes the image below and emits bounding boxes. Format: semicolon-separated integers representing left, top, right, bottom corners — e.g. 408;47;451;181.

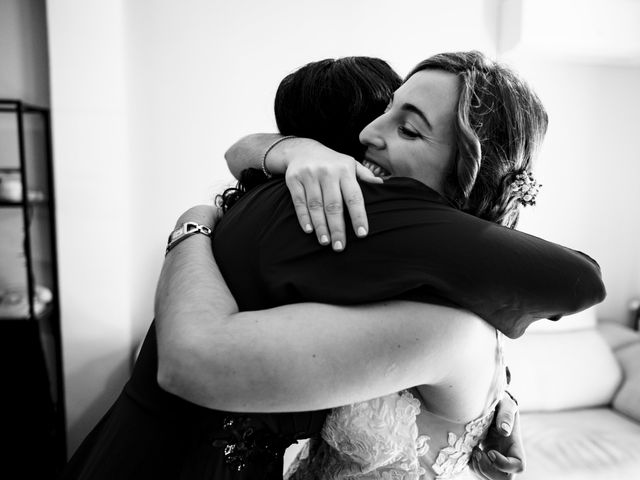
359;177;450;206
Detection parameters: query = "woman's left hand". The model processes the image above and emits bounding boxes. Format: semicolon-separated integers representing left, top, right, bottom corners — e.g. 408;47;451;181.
471;394;525;480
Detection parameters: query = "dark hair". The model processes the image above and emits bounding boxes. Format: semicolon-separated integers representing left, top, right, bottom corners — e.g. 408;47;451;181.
275;57;402;160
220;57;401;212
407;51;548;228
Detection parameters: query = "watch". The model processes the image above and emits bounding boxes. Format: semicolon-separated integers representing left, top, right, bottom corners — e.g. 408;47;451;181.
166;221;212;255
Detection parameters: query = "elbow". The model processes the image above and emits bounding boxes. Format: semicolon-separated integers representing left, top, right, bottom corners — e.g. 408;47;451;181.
570;261;607;313
156;332;211;400
156;334;246;409
156;344;191;397
224;141;244;179
583;260;607;306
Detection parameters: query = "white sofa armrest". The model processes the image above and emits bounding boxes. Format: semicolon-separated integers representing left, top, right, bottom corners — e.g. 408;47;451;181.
612;340;640;423
599;322;640;351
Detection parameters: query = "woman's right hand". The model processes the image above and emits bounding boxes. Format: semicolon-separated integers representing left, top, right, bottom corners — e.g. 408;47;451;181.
281;138;382;251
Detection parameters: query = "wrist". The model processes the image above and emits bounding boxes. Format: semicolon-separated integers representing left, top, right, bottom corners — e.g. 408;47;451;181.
174;205;218;230
265;136;321;175
262;135;296;176
166;221;212;255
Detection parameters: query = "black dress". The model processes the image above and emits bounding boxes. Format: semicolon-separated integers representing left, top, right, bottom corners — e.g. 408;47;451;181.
61;177;605;479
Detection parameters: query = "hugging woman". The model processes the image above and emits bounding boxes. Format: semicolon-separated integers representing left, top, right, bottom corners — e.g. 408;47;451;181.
62;53;605;480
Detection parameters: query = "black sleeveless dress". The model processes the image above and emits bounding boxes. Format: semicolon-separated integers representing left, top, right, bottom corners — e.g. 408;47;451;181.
61;177;605;479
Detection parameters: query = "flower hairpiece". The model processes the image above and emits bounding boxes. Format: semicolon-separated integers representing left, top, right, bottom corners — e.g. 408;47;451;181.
511;171;541;207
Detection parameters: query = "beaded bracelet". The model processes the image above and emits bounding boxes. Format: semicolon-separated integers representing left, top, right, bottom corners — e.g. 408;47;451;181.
261;135;296;178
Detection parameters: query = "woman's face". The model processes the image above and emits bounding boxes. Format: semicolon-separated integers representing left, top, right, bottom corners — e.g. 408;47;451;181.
359;69;460;194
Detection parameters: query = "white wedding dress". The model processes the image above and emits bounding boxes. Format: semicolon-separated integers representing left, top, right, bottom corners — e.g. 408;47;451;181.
285;332;507;480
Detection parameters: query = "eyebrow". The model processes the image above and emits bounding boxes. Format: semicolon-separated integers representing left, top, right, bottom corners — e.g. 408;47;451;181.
400;103;433;131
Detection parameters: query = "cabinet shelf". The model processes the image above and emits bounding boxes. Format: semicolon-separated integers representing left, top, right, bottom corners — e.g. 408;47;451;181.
0;99;65;471
0;198;49;207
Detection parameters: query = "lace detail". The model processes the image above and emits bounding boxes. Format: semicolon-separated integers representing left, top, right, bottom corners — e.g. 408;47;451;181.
286;391;429;479
431;411;495;479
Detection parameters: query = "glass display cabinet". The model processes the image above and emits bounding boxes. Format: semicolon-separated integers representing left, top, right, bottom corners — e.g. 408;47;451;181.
0;99;65;475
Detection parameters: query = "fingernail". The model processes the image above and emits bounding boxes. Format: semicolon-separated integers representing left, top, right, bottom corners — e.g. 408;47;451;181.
304;224;313;233
473;451;481;462
320;235;329;245
501;422;511;433
357;226;367;237
333;241;343;251
488;451;496;462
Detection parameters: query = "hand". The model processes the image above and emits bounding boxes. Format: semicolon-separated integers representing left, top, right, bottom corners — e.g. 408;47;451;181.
471;394;525;480
283;139;382;251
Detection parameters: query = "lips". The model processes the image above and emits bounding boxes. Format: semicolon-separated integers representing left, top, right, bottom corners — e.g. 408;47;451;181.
362;159;391;178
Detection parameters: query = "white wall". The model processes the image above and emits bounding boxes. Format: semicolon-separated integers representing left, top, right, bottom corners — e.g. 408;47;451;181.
0;0;50;106
497;0;640;324
513;60;640;324
48;0;499;455
47;0;133;452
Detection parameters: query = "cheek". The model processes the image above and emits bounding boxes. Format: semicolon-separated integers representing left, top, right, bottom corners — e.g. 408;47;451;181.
395;145;428;174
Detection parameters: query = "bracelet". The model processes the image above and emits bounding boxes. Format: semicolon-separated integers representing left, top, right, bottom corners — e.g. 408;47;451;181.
262;135;296;178
166;221;212;255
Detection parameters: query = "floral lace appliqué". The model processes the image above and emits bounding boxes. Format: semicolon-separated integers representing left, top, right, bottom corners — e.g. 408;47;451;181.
286;391;430;479
431;410;495;479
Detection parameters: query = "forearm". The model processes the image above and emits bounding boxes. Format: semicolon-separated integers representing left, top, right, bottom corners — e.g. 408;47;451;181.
155;213;478;411
224;133;334;181
224;133;281;179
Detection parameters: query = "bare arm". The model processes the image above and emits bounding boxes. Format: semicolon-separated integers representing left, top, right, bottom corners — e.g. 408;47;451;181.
224;133;282;179
155;205;485;413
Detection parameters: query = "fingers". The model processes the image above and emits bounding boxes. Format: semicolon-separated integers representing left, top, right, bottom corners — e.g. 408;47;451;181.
304;180;331;247
355;163;383;184
320;177;347;251
471;449;505;480
471;449;515;480
485;450;525;474
494;393;519;436
340;176;368;241
284;154;372;250
287;178;315;236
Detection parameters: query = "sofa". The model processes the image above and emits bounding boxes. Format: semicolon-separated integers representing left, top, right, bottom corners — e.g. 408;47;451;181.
504;307;640;480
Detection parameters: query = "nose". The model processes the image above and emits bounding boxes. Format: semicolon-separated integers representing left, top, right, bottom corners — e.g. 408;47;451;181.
359;117;385;150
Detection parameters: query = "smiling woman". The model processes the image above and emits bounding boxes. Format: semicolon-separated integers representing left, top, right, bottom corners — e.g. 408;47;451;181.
358;69;460;195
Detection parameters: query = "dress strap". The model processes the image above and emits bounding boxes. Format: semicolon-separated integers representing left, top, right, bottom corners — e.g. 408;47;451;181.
483;330;507;414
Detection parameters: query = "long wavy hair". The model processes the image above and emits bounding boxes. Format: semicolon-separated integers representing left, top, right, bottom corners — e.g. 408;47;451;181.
220;57;402;212
407;51;548;228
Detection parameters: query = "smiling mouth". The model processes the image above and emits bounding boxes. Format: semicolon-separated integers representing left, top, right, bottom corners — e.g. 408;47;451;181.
362;159;391;178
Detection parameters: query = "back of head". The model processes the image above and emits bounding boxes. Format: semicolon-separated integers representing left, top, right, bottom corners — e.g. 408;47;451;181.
220;57;401;212
275;56;402;160
408;51;549;228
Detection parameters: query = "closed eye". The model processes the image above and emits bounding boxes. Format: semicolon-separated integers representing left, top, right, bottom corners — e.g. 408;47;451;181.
398;125;422;139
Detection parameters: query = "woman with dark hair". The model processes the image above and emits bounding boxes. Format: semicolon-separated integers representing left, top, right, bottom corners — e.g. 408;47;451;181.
154;52;605;479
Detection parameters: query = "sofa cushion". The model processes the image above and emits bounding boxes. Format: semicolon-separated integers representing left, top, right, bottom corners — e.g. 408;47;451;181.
613;342;640;422
504;311;622;411
519;408;640;480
